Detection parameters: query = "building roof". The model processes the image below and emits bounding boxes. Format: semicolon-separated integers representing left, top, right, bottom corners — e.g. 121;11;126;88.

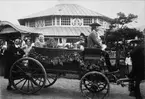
36;26;91;37
0;21;92;37
19;4;111;20
0;21;41;34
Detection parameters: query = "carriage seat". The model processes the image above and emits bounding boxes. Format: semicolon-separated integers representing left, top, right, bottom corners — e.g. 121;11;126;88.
83;48;102;60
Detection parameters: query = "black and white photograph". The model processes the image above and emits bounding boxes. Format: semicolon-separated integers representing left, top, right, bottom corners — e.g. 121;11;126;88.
0;0;145;99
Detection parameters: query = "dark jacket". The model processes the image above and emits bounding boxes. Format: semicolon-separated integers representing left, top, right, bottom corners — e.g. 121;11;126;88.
4;44;24;79
130;43;145;80
87;30;101;48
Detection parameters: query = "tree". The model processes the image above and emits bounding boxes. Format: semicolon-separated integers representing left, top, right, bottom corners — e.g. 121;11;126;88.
111;12;138;29
105;12;141;43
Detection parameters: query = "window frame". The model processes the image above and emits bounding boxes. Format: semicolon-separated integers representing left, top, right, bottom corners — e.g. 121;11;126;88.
45;18;52;26
29;21;35;27
61;17;70;26
83;18;92;26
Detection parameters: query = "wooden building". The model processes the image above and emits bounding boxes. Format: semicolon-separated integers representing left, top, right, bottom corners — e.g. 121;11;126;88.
18;4;113;43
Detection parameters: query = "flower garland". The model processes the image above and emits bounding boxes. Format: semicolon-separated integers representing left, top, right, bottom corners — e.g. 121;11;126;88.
29;48;84;66
28;48;105;73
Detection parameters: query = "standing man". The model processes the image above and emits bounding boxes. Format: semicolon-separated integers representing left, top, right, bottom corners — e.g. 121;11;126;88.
87;23;116;72
129;41;144;99
4;38;25;90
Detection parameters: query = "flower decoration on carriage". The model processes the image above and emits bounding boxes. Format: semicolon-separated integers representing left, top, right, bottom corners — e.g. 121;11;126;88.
51;57;63;66
28;47;83;66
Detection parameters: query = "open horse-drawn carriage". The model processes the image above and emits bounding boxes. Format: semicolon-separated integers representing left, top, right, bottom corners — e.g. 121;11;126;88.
1;39;128;99
9;46;134;99
1;22;143;99
10;47;111;99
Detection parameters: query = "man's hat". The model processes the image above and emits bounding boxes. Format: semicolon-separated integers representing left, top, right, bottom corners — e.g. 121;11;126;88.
89;22;101;27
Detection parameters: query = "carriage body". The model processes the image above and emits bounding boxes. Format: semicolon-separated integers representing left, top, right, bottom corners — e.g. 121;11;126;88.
28;47;104;74
9;47;110;99
29;47;82;73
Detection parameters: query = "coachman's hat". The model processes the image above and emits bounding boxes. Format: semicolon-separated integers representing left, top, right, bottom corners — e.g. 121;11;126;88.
89;22;101;27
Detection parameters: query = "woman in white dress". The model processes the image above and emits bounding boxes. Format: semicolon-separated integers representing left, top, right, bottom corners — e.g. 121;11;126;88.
23;39;34;56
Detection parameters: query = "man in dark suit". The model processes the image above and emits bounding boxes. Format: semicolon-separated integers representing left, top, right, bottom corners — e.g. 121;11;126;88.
129;43;145;99
4;38;25;90
129;41;144;99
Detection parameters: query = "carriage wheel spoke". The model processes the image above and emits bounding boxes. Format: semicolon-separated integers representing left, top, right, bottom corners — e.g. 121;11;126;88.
16;65;25;73
46;78;51;84
31;78;39;86
34;78;39;82
17;62;23;67
30;80;35;90
31;70;37;74
44;73;57;88
86;82;93;86
20;79;27;90
27;80;30;92
12;70;17;73
38;78;43;86
15;78;25;86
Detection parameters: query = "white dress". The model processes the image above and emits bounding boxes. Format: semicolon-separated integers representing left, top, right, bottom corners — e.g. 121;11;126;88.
23;43;34;56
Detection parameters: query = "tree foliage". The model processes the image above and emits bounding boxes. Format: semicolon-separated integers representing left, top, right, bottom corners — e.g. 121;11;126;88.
111;12;138;29
105;12;141;42
103;12;144;51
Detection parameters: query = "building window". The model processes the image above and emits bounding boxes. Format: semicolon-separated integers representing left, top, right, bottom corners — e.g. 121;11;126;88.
45;18;52;26
61;17;70;25
25;22;29;26
52;18;55;26
29;21;35;27
59;38;62;43
57;18;60;25
71;18;83;26
83;18;92;26
35;20;44;27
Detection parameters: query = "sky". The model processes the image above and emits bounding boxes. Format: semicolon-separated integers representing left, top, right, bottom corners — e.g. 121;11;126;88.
0;0;144;29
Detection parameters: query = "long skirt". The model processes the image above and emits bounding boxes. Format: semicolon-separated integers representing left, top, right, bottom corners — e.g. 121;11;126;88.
4;56;16;79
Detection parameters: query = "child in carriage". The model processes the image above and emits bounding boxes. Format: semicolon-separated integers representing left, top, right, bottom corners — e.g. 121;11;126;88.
74;33;87;50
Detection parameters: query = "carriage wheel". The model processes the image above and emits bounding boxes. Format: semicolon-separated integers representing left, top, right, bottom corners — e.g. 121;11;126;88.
44;73;58;88
80;71;110;99
10;57;47;94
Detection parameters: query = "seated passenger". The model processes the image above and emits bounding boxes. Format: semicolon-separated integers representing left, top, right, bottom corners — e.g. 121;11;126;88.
21;36;29;49
35;34;46;48
75;33;87;50
23;39;34;56
0;40;7;55
45;37;58;48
